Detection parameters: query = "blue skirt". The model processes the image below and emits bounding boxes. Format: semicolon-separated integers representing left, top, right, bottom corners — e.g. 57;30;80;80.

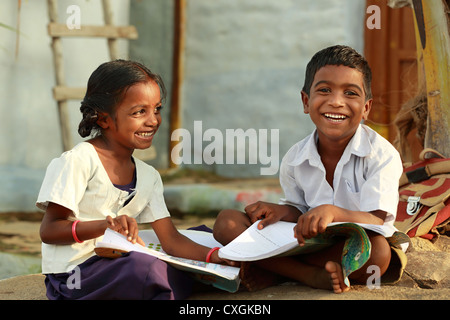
45;251;194;300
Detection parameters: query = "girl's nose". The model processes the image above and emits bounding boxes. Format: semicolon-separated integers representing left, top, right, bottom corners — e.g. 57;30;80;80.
145;112;159;126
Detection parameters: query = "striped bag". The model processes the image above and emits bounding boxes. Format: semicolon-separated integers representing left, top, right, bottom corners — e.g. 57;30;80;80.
394;149;450;240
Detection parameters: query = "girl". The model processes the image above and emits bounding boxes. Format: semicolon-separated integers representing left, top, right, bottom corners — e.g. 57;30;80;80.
37;60;228;300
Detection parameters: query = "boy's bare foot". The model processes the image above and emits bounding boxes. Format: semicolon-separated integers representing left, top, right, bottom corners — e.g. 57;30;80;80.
304;260;349;293
239;259;349;294
240;262;280;292
324;261;350;293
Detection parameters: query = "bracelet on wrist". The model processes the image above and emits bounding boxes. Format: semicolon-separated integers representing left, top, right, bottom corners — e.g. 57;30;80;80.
206;247;220;263
72;220;83;243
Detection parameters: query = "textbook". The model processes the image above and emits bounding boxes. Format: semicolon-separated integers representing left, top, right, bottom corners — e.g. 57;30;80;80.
217;220;396;286
95;228;241;293
218;221;332;261
218;220;396;262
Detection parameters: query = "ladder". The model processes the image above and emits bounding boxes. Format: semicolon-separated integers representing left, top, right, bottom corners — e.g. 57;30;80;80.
47;0;138;152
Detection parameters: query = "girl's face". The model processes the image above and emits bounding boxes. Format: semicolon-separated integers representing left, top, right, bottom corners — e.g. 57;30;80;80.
301;65;372;147
101;80;162;151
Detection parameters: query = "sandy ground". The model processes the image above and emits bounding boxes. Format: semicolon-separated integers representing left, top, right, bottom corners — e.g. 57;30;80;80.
0;212;449;301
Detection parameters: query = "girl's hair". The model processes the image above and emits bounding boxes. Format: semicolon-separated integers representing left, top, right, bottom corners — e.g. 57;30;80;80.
78;59;167;138
302;45;372;101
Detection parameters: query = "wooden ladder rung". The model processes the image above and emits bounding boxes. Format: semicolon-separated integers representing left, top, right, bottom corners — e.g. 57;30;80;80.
47;22;138;39
53;86;86;101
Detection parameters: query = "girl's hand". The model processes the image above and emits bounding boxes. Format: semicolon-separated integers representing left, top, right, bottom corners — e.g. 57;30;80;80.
208;249;239;267
106;215;143;245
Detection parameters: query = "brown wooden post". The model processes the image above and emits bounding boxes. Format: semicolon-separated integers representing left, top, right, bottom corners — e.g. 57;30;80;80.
411;0;450;157
169;0;186;168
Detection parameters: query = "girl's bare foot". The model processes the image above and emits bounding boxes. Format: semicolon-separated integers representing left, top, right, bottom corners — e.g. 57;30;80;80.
240;262;280;292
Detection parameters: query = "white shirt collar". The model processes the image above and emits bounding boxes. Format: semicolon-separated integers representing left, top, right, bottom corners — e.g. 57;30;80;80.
287;124;373;167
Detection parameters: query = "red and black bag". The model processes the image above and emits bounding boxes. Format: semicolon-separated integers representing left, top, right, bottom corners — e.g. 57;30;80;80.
394;149;450;240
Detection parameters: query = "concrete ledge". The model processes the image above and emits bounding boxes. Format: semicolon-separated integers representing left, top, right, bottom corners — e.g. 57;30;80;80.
164;181;282;215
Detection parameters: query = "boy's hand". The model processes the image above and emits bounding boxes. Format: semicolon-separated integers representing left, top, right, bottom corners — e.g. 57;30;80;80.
294;205;335;246
244;201;284;230
106;215;143;244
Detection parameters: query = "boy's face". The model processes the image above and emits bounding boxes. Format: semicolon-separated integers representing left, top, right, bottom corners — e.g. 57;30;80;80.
301;65;372;147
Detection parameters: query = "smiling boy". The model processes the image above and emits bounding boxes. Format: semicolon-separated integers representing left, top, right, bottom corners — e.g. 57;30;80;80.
213;45;404;293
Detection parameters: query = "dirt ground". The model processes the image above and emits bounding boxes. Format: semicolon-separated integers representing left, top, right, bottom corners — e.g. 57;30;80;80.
0;212;449;301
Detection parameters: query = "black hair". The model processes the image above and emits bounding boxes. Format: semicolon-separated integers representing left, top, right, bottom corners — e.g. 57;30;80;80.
302;45;372;101
78;59;167;138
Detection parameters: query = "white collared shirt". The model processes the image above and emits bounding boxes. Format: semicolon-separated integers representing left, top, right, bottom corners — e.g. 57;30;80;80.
279;124;403;227
36;142;170;273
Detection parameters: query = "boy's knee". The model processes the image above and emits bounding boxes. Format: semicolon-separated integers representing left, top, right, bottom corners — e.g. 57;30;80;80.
370;234;391;265
213;209;249;245
350;233;391;283
368;234;391;273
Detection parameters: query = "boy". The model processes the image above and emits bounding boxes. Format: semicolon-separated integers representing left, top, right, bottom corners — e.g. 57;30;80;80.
213;45;404;293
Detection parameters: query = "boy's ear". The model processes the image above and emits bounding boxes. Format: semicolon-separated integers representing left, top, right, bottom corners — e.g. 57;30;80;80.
96;113;110;129
301;91;310;114
362;98;373;121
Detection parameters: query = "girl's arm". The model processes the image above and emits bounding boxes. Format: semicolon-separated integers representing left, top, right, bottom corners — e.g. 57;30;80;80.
151;217;227;265
40;202;142;245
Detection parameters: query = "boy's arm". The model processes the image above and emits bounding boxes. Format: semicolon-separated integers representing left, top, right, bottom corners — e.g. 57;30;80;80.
358;140;403;224
294;204;387;245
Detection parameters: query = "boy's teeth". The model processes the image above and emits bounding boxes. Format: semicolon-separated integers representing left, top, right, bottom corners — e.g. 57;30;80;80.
324;113;347;120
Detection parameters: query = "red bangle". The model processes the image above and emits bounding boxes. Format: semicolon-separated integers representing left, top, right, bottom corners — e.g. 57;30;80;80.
72;220;83;243
206;247;220;263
